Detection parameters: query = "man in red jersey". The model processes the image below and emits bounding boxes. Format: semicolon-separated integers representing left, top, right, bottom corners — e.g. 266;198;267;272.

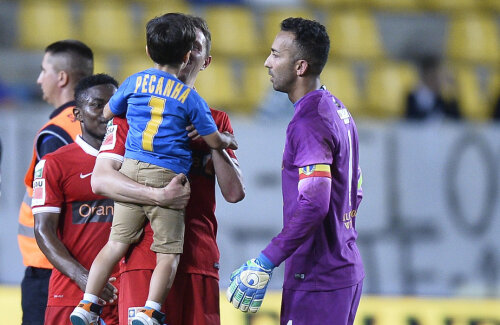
18;40;93;325
92;16;245;325
31;74;121;325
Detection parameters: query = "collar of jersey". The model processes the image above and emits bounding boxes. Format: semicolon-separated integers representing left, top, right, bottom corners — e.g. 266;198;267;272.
76;135;99;157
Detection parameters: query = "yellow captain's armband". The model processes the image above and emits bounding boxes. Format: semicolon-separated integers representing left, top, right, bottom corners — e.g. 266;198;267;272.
298;164;331;180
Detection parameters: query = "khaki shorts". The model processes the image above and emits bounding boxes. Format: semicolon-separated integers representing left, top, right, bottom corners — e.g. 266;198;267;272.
110;158;185;254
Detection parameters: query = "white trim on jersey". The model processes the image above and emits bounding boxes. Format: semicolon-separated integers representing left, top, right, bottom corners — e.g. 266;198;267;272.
97;152;124;163
76;136;99;157
32;206;61;215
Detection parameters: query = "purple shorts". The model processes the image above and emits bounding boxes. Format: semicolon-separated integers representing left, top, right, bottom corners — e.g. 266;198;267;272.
280;280;363;325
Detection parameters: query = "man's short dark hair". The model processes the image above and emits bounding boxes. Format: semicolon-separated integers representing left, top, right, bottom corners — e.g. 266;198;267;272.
75;73;118;108
146;13;196;66
281;17;330;76
45;40;94;82
190;16;211;56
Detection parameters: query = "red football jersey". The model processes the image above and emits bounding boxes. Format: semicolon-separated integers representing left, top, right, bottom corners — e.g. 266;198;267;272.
98;110;237;279
32;136;119;306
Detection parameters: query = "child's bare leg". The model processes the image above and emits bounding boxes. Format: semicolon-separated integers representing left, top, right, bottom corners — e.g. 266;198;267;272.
147;253;180;304
86;240;129;297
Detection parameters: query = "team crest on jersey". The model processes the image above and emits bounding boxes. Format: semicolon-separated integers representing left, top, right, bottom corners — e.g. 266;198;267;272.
100;124;117;151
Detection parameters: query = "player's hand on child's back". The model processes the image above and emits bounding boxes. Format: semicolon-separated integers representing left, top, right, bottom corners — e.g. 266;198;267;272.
156;173;190;209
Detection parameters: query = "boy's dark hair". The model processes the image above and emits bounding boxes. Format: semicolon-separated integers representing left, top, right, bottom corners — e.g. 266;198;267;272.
75;73;119;107
146;13;196;65
45;40;94;82
281;17;330;75
190;16;211;56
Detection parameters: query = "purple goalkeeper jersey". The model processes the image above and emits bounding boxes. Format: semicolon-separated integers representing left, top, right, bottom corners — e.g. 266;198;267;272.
262;88;365;291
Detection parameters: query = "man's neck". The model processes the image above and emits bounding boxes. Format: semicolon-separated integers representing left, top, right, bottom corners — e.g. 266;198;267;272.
81;134;103;151
52;90;74;108
154;63;182;78
288;77;322;104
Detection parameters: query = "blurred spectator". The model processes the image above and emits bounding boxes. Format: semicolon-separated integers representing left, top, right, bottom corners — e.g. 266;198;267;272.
0;77;14;104
405;56;461;121
493;93;500;121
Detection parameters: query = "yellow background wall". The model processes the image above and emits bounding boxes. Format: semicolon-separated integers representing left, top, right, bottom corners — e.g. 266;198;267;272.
2;286;500;325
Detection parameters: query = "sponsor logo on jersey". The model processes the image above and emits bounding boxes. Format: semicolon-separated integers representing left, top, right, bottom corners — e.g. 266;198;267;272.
34;159;46;179
72;199;113;224
100;124;117;151
336;107;350;124
79;172;92;179
32;178;46;206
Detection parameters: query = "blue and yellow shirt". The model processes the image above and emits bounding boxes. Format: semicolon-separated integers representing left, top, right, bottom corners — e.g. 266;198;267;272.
109;68;217;174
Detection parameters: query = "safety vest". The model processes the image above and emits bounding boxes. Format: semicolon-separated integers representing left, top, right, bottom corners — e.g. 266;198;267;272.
18;103;81;268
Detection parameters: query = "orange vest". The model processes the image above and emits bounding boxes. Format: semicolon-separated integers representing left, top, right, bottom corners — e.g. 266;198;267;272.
18;104;81;268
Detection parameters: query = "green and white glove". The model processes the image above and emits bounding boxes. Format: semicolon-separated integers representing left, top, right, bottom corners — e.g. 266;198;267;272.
226;254;274;313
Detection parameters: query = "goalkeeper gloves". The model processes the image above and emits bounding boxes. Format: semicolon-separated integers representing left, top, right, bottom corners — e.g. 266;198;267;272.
226;253;274;313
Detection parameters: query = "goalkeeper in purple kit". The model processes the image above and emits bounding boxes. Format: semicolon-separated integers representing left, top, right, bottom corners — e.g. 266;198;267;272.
227;18;364;325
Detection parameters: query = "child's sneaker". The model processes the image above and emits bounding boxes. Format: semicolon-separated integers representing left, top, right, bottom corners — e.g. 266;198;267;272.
69;300;103;325
131;307;165;325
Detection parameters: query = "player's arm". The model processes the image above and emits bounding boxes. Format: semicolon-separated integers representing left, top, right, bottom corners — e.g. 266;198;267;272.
212;148;245;203
102;103;114;120
185;123;244;202
33;212;117;303
202;130;238;151
227;175;331;312
261;170;332;265
92;157;190;209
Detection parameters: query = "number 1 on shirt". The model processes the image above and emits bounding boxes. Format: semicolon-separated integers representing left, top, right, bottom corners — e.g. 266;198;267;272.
142;96;165;151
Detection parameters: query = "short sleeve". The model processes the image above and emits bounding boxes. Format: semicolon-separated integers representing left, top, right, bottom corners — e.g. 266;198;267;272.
98;115;128;162
187;91;217;136
31;158;63;214
108;77;132;116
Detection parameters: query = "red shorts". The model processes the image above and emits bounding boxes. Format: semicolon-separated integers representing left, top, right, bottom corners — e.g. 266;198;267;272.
119;270;220;325
45;304;119;325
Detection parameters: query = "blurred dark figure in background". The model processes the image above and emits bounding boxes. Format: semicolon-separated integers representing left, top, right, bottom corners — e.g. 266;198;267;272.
492;90;500;121
405;56;461;121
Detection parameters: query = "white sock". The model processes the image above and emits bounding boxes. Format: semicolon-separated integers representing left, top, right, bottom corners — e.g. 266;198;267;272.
145;300;161;311
83;293;99;304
